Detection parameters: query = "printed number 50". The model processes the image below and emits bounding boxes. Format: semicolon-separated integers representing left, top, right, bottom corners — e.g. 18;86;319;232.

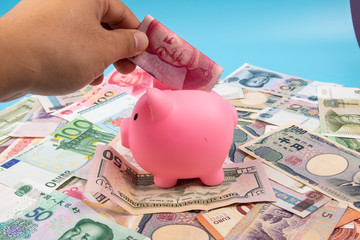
25;207;53;221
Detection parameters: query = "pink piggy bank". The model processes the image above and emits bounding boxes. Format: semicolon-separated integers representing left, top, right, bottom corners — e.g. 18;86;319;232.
120;88;238;188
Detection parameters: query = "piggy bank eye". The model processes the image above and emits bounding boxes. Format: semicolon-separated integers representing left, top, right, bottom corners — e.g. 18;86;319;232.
134;113;138;120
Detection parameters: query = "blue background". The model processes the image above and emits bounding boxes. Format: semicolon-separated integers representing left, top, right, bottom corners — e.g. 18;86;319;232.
0;0;359;111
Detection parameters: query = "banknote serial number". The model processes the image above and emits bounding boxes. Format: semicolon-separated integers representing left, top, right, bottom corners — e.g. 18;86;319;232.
289;125;307;135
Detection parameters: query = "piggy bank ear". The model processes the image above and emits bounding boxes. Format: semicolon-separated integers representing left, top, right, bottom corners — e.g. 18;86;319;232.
146;88;173;121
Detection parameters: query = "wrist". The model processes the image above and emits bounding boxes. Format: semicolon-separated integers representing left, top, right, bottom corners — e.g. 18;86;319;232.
0;17;38;102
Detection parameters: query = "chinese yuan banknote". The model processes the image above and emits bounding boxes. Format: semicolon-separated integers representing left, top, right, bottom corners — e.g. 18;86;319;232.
223;63;340;100
318;86;360;138
52;68;155;121
0;96;37;141
0;190;149;239
130;15;223;91
85;145;275;215
252;97;320;131
226;201;346;240
270;180;331;218
239;122;360;211
0;179;52;222
196;203;253;240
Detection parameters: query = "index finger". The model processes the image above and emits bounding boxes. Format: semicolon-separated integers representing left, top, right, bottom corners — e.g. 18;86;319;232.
100;0;140;29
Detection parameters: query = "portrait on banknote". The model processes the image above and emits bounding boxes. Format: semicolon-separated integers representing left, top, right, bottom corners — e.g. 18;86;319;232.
226;69;284;89
107;69;154;97
325;110;360;133
58;218;114;240
130;15;223;91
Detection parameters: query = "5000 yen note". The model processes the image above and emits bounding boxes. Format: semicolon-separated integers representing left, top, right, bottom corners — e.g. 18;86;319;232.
85;145;275;215
240;122;360;211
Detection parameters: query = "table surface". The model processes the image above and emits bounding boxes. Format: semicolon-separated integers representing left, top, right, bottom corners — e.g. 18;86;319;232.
1;0;359;111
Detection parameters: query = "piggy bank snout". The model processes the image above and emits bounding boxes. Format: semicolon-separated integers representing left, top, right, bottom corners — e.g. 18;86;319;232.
120;117;130;148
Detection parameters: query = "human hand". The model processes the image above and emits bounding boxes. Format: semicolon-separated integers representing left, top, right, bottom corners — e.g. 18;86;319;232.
0;0;148;101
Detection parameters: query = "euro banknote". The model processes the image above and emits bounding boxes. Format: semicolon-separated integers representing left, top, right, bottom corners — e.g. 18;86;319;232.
0;118;115;188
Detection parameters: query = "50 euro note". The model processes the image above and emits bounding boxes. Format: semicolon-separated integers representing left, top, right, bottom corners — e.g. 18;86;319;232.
129;15;223;91
85;145;276;215
0;190;149;239
239;122;360;211
318;86;360;138
52;68;155;121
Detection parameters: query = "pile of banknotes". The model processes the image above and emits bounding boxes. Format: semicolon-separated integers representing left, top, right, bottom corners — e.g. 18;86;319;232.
0;15;360;240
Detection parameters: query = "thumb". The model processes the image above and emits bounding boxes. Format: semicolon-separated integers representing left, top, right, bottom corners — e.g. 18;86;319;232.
104;29;148;61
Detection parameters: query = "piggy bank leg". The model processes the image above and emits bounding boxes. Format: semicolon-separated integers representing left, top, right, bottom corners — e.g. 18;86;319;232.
154;176;178;188
200;168;224;186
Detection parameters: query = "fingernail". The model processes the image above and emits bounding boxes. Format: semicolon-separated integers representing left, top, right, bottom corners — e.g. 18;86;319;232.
133;31;148;52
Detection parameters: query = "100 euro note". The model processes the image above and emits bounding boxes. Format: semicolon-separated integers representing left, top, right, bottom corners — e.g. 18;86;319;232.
0;190;149;239
85;145;276;215
52;68;155;121
226;200;346;240
318;86;360;138
0;117;115;189
129;15;223;91
239;122;360;211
